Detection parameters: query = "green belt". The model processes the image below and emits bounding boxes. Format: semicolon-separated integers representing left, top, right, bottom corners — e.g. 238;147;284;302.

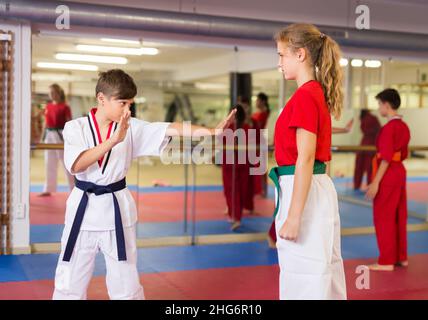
268;161;327;218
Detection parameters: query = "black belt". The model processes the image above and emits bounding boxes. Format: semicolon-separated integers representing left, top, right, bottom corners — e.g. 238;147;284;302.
62;178;127;262
43;127;64;142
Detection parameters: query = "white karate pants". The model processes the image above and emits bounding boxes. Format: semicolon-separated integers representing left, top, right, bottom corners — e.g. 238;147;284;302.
53;224;145;300
43;129;74;193
275;174;347;300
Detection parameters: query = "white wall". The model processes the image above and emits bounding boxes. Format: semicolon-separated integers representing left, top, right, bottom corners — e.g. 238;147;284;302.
0;21;32;254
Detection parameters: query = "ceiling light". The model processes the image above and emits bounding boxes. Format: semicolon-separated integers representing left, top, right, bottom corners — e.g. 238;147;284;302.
195;82;228;90
100;38;141;45
351;59;363;67
339;58;349;67
76;44;159;56
55;53;127;64
364;60;382;68
36;62;99;71
32;73;89;82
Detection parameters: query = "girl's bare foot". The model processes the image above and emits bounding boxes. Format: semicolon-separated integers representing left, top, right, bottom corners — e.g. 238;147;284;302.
368;263;394;271
37;192;51;197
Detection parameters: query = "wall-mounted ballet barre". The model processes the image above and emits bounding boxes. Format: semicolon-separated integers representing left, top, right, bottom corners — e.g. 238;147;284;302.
31;143;428;153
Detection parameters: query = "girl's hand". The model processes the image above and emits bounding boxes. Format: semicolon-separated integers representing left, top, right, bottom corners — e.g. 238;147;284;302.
214;109;237;133
365;182;379;200
111;110;130;145
278;216;301;242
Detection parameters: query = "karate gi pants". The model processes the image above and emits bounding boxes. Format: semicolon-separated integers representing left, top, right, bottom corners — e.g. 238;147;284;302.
373;171;408;265
275;174;347;300
43;129;74;193
53;224;144;300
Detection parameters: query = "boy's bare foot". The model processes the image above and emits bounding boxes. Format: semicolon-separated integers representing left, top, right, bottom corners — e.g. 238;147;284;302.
231;221;241;231
267;235;276;249
37;192;51;197
223;208;228;215
396;260;408;267
368;263;394;271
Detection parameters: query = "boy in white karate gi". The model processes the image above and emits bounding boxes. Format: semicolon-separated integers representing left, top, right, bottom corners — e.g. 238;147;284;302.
53;69;235;300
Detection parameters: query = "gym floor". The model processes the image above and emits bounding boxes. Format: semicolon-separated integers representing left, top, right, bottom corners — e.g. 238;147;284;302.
0;152;427;300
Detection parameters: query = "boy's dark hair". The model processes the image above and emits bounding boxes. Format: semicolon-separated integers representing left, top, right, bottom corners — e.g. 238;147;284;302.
95;69;137;99
375;88;401;110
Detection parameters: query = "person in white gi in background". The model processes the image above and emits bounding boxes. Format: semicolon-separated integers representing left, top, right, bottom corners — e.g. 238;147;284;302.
53;69;236;300
270;23;347;300
39;84;75;196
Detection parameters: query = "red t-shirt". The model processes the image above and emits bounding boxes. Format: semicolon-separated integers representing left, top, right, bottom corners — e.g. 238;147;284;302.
376;118;410;162
376;117;410;186
44;102;72;129
251;111;269;129
274;80;332;166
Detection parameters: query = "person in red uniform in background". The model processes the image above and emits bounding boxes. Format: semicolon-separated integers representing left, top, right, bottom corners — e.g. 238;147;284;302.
251;92;270;197
38;84;74;196
354;109;381;190
236;96;257;215
222;104;251;231
366;88;410;271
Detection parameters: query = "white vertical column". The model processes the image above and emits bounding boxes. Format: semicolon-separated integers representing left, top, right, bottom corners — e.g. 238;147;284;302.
360;65;367;109
344;63;353;110
0;20;32;254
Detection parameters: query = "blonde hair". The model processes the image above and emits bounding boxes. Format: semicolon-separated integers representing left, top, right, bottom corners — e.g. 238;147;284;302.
49;83;66;103
275;23;344;119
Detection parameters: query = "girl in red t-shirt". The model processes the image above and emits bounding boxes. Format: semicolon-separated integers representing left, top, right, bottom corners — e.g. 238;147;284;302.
271;23;347;300
39;83;74;196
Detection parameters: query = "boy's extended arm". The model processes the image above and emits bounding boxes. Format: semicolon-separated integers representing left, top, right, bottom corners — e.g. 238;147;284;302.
166;109;236;137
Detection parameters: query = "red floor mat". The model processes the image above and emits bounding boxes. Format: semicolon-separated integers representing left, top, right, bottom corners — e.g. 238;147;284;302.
30;191;274;225
2;254;428;300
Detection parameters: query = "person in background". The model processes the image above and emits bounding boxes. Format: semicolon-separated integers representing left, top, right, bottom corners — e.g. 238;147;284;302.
221;104;251;231
366;88;410;271
38;83;74;196
354;109;381;190
251;92;270;197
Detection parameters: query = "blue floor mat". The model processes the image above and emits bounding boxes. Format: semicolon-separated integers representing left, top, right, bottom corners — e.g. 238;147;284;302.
4;231;428;282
